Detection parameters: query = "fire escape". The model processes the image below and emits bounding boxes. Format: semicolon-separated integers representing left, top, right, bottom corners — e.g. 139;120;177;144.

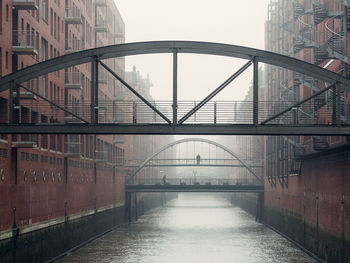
265;0;350;188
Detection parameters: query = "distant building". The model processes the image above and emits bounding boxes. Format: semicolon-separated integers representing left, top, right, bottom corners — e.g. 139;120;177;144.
124;66;175;181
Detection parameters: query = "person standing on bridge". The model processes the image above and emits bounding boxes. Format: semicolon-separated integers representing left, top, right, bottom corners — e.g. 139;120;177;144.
162;174;166;185
196;154;201;165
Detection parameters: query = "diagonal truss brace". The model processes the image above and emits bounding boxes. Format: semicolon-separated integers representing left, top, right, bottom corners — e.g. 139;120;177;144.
261;82;336;125
99;60;171;124
17;82;89;123
178;58;254;124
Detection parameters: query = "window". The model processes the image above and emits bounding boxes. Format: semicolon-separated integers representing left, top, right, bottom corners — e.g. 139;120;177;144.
50;8;53;35
57;16;60;41
5;4;8;22
40;115;48;149
40;76;46;96
57;135;62;152
41;0;48;21
41;37;47;61
5;51;8;69
0;1;3;33
49;81;52;99
54;12;56;38
50;134;56;151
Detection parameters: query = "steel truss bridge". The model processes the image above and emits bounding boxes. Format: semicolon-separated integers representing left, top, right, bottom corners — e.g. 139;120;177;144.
125;138;263;193
0;41;350;135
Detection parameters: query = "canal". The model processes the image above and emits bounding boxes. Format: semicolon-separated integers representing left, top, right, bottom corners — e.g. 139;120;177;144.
59;194;316;263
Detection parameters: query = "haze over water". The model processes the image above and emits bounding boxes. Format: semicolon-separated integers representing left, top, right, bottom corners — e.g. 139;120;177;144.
60;194;316;263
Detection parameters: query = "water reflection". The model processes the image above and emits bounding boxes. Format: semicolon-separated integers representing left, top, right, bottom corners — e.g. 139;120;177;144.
59;194;316;263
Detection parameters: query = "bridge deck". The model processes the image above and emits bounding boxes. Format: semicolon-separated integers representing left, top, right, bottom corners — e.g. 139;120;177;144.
125;184;264;192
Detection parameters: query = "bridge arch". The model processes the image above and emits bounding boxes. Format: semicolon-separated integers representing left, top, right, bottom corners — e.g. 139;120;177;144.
133;138;262;183
1;40;350;91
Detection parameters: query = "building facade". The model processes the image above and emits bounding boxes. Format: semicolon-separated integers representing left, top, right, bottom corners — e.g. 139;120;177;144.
263;1;350;261
0;0;129;248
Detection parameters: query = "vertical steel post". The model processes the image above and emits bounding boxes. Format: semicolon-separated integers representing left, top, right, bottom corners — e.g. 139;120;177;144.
9;81;14;124
133;101;137;124
91;58;99;124
134;192;138;221
332;84;341;126
126;192;131;222
253;57;259;125
214;102;217;124
336;83;341;127
15;82;20;124
172;49;178;125
91;58;99;183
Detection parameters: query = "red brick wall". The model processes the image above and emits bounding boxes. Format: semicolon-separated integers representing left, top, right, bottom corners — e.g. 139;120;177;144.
264;156;350;241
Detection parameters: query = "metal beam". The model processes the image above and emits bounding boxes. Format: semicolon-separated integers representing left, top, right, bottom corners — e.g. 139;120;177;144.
253;57;259;125
1;124;350;135
127;164;262;168
335;83;341;126
178;58;253;124
91;58;99;124
18;83;89;123
125;184;264;193
99;60;171;124
261;83;336;124
2;41;350;93
173;49;178;124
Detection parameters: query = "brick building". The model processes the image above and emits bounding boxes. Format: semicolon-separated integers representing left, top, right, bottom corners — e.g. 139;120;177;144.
262;1;350;261
0;0;128;238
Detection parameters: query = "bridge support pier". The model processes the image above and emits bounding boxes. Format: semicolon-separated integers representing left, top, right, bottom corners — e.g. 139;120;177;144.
125;192;132;222
125;192;138;222
161;192;166;206
256;192;264;223
134;192;138;221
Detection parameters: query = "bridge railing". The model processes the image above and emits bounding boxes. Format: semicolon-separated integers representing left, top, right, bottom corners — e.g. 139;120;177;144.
125;177;263;186
6;96;345;125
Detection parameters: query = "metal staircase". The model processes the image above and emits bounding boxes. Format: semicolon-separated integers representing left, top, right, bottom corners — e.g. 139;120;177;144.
313;2;328;24
325;14;350;64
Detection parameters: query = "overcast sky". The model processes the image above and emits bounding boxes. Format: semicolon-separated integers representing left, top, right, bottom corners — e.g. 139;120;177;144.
114;0;271;101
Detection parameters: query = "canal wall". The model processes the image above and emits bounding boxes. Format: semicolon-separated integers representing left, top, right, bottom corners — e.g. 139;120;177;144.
230;193;259;218
0;192;174;263
264;149;350;263
232;147;350;263
0;204;125;263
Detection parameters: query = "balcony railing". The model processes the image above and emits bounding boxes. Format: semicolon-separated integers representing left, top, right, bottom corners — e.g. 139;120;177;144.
65;72;82;90
95;0;107;6
95;21;107;32
95;150;108;163
64;142;82;158
12;30;38;55
65;8;83;24
12;0;39;10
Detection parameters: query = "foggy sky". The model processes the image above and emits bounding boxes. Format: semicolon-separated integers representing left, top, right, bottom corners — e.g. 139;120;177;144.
115;0;270;101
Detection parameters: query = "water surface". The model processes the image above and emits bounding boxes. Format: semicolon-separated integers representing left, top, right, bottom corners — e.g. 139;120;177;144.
60;194;316;263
